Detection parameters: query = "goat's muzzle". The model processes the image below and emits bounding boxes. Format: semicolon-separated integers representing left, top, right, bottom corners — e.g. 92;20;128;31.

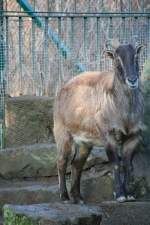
126;78;139;89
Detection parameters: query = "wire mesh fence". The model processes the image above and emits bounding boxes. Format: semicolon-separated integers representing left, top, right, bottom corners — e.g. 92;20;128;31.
4;0;150;13
3;13;150;97
0;0;150;148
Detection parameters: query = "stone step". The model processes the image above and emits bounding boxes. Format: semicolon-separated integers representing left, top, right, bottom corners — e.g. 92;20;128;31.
3;201;150;225
101;201;150;225
0;143;108;179
0;178;59;211
0;169;113;211
3;202;102;225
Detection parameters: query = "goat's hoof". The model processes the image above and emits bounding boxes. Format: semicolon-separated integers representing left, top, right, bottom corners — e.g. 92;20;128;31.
116;196;126;203
78;199;85;205
63;200;70;204
127;195;135;201
70;195;85;204
60;193;70;202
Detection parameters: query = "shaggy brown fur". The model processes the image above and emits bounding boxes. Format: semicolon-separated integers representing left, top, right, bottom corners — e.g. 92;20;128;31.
53;44;145;203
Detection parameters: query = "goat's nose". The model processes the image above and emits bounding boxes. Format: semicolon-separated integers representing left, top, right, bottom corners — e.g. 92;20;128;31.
128;78;138;84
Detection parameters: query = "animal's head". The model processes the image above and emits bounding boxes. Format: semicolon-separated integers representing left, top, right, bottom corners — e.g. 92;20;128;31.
104;42;144;89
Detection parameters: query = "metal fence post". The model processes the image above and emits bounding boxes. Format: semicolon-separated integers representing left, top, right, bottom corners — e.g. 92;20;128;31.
0;0;5;149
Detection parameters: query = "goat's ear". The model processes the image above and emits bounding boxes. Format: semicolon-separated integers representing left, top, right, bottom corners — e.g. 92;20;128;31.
136;45;145;54
103;50;114;59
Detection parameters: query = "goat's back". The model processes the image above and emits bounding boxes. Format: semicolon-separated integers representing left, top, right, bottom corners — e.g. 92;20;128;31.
54;71;115;144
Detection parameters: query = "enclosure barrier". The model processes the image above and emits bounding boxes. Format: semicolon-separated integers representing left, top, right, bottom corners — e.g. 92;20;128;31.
0;2;5;148
4;0;147;13
3;12;150;95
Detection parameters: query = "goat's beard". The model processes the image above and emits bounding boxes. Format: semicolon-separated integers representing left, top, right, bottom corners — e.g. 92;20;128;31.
114;73;143;114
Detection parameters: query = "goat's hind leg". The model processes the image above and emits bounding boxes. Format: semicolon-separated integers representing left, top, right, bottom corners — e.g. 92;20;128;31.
57;132;72;202
70;143;92;204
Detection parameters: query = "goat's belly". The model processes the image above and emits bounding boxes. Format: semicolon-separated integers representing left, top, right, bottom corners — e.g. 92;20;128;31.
72;133;103;147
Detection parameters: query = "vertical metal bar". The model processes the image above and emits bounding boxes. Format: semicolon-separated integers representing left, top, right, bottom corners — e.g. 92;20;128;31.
44;16;49;95
3;0;6;10
58;17;63;85
107;17;113;70
61;0;63;11
32;17;36;95
118;18;122;42
83;17;88;70
18;16;23;95
141;0;145;12
122;17;127;43
88;0;91;12
109;17;113;40
120;0;124;12
147;17;150;59
5;16;9;94
101;0;104;12
124;17;128;42
33;0;36;9
119;17;122;42
74;0;77;12
128;0;132;12
133;17;138;45
70;16;74;76
96;17;100;70
47;0;50;11
0;0;5;149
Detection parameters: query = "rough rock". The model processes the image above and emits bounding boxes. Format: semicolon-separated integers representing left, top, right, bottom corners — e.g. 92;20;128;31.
81;170;113;203
0;178;60;211
0;143;57;178
133;152;150;198
3;202;102;225
101;201;150;225
0;144;108;179
5;96;54;147
0;169;113;210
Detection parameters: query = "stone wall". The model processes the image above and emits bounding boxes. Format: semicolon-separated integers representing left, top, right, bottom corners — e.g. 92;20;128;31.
5;96;54;147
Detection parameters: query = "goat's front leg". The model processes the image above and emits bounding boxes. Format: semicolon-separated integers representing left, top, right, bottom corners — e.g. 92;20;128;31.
70;143;92;204
122;134;141;201
106;142;126;203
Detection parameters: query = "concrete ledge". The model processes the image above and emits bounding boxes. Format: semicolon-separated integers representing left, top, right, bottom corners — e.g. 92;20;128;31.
3;202;102;225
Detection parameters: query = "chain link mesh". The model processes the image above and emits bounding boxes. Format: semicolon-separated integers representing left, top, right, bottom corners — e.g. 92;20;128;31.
4;0;150;12
3;14;148;97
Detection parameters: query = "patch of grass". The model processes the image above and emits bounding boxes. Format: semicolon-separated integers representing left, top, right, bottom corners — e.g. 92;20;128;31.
3;207;37;225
